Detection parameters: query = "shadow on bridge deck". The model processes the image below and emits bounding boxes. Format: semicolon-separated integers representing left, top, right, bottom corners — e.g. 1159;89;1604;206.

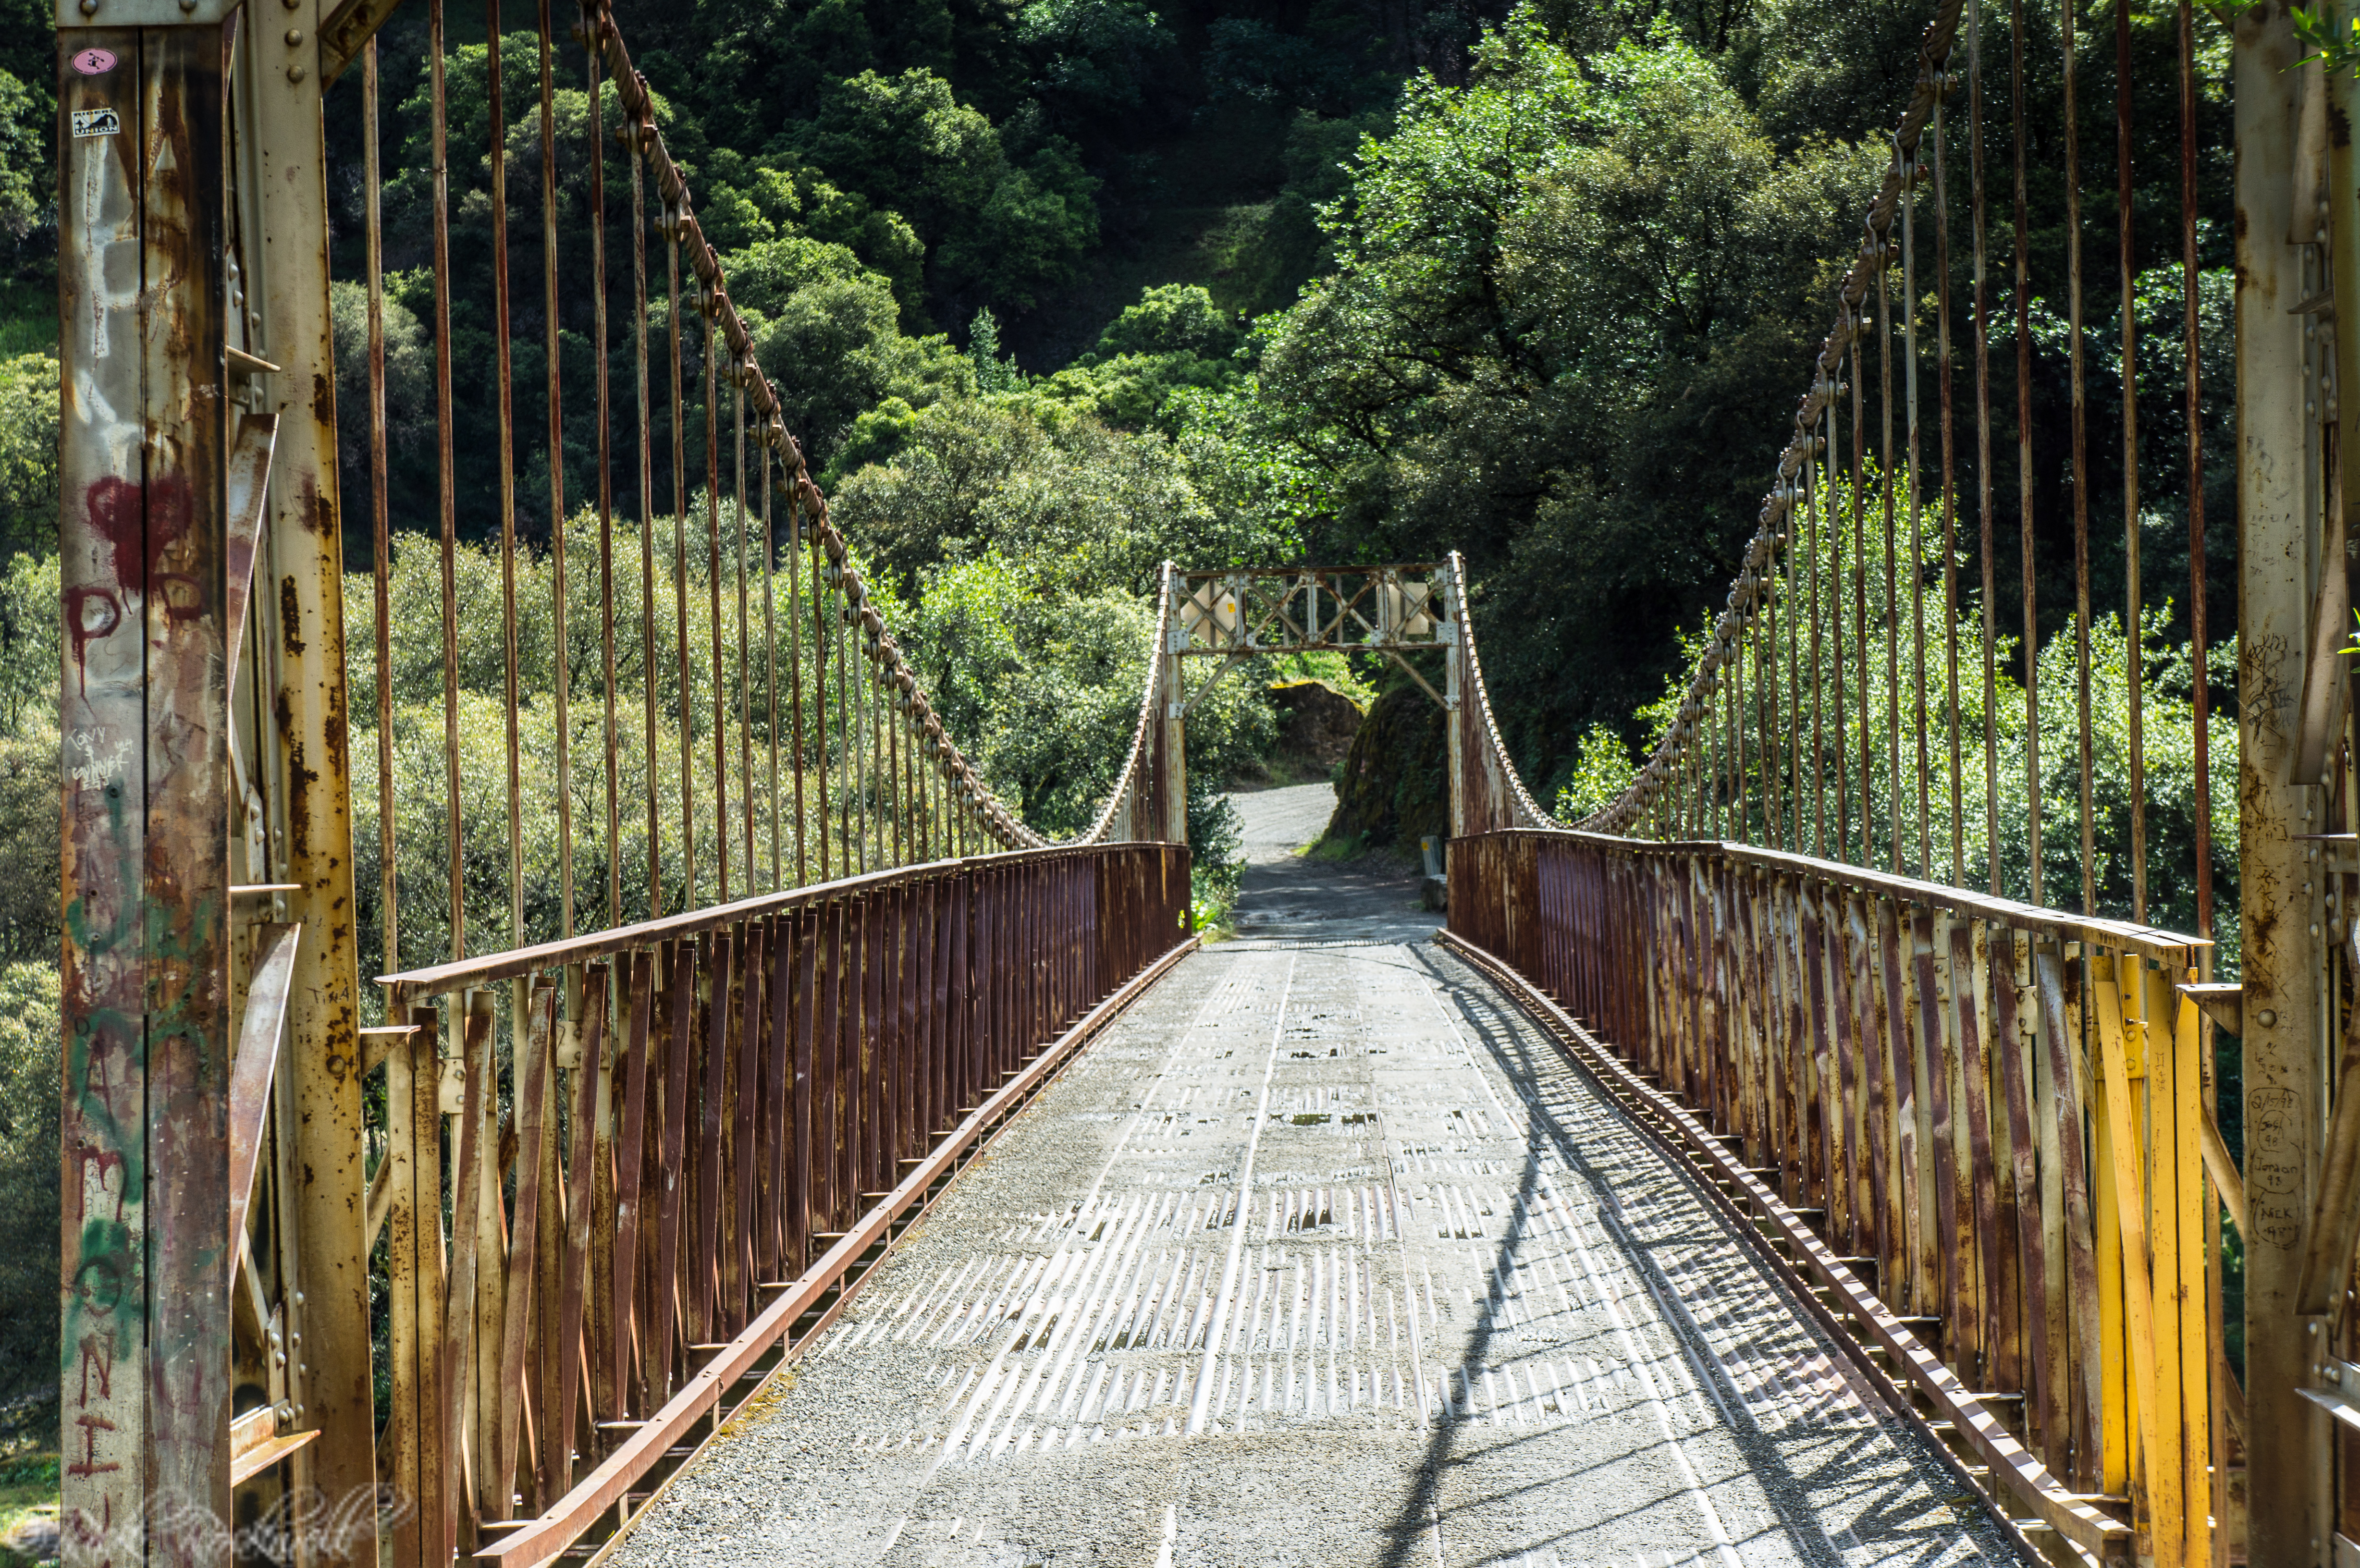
603;790;2031;1568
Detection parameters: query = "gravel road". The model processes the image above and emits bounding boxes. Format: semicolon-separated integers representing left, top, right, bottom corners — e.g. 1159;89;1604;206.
1229;784;1340;865
609;845;2028;1568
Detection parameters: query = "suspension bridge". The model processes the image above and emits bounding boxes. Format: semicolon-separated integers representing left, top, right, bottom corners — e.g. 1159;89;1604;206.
44;0;2340;1559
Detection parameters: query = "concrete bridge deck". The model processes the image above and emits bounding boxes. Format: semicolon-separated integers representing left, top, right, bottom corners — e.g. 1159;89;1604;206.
610;787;2023;1568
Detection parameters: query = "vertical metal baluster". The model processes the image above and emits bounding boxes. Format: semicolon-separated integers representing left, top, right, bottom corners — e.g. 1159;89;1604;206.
539;0;572;939
813;521;830;882
1903;131;1930;878
735;357;753;892
763;441;780;891
1809;415;1826;860
1971;0;2000;897
1855;321;1873;867
1880;223;1901;877
1708;655;1723;838
365;36;397;973
1764;546;1780;846
2178;0;2210;956
492;0;526;959
1733;600;1747;839
1825;398;1846;862
790;483;810;886
858;607;873;871
432;0;464;959
634;126;661;919
707;303;729;903
835;556;849;874
588;9;619;931
1933;74;1963;886
1791;469;1805;851
889;664;904;865
2013;0;2041;908
858;599;872;870
2065;0;2094;917
669;208;695;906
2116;0;2145;923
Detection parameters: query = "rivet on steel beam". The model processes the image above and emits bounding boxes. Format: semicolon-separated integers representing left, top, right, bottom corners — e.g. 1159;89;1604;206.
287;63;307;80
286;28;303;44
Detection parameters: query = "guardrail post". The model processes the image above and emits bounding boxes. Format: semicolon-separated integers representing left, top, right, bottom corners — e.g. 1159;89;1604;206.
2237;4;2335;1562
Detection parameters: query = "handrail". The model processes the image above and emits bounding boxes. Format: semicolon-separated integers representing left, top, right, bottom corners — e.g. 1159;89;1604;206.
1537;829;2206;964
378;844;1106;1002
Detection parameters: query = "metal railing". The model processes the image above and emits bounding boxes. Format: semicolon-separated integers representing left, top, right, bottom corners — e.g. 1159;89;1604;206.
1445;830;2212;1563
371;843;1188;1568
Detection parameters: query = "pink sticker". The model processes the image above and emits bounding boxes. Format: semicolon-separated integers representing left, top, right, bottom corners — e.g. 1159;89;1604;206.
72;48;116;75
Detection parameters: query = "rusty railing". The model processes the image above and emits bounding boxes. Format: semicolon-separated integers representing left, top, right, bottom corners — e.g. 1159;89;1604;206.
370;842;1189;1568
1444;831;2213;1564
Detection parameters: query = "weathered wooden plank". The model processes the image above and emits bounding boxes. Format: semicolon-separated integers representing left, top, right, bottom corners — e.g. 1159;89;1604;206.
1935;911;1973;1379
2167;977;2212;1568
692;930;732;1345
2034;946;2102;1490
441;991;495;1559
1876;899;1914;1301
606;950;653;1421
650;940;697;1403
2090;954;2170;1550
1903;910;1943;1323
556;964;610;1491
730;919;766;1332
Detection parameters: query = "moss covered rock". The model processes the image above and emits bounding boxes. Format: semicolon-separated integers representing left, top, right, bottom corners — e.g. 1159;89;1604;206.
1268;679;1364;775
1324;683;1445;848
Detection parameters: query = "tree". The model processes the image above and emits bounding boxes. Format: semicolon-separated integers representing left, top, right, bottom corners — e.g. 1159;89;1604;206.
1214;11;1881;793
0;351;50;561
0;959;59;1402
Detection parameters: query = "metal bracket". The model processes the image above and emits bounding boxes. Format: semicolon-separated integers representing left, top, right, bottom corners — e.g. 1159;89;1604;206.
2299;1351;2360;1432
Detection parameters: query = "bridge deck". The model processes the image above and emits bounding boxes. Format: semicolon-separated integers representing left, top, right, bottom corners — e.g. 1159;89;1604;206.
613;789;2025;1567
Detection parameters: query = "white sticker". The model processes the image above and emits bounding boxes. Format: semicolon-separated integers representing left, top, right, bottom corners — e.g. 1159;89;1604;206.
71;108;119;139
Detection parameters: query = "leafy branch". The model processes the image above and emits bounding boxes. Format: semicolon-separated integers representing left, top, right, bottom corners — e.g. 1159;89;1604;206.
2291;4;2360;75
